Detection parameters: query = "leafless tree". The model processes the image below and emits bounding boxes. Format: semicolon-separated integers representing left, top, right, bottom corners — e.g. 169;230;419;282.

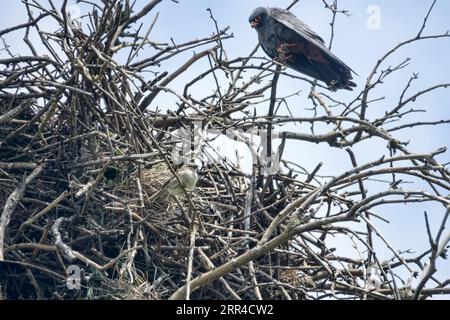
0;0;449;300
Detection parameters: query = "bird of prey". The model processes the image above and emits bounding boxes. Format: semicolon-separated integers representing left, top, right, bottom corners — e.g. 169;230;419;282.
249;7;357;91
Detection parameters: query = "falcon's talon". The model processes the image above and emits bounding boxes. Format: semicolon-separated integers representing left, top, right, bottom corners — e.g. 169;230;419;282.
276;43;296;62
276;43;295;54
276;54;293;63
277;44;286;54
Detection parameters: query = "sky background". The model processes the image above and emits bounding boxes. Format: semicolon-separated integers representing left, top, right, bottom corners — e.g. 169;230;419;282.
1;0;450;295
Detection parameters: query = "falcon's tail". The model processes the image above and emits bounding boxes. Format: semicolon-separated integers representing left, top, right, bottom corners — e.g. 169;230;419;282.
321;63;357;92
329;79;357;91
344;80;357;91
319;52;358;91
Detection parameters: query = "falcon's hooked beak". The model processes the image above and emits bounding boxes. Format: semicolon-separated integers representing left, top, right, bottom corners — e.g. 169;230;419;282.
250;16;261;28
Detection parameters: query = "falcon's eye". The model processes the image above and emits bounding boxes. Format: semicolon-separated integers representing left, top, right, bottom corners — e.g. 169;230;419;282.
254;16;261;22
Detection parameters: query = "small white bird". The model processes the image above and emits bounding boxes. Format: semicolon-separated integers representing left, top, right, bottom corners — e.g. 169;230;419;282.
147;165;199;202
165;165;199;196
366;265;382;289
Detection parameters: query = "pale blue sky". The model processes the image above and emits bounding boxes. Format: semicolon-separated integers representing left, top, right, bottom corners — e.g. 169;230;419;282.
1;0;449;295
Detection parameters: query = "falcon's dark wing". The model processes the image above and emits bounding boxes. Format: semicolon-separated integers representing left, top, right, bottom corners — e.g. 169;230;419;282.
268;8;326;47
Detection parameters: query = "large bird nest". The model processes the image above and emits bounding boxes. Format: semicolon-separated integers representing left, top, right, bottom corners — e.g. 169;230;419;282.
0;93;242;299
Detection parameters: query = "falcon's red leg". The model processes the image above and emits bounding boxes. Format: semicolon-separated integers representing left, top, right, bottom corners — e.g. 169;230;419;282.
276;43;296;63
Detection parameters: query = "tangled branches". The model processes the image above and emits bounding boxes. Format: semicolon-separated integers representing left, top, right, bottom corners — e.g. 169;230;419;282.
0;0;449;300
